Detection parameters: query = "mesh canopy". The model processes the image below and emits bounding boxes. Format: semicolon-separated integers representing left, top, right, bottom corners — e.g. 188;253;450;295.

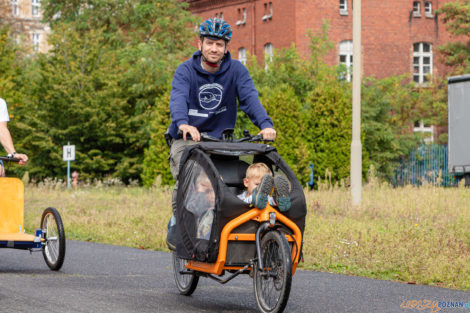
175;142;306;263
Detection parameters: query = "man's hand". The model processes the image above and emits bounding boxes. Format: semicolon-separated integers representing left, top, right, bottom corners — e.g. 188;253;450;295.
178;124;201;141
258;127;276;141
15;153;28;165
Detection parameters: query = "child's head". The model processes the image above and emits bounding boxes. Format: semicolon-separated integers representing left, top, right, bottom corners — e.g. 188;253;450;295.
243;163;272;196
195;172;215;205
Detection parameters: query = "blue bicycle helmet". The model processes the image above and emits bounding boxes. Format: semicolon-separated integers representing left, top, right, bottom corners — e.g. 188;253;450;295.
199;18;232;42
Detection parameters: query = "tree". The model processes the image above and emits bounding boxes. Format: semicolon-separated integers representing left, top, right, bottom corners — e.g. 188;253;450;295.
438;0;470;73
6;0;197;181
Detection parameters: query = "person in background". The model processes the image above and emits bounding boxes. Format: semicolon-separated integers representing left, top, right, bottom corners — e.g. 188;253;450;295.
0;98;28;176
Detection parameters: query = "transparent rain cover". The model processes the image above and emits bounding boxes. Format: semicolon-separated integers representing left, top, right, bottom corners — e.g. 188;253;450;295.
182;161;216;240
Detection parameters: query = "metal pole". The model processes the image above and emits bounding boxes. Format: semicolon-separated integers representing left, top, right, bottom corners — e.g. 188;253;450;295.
67;141;70;189
351;0;362;205
67;160;70;189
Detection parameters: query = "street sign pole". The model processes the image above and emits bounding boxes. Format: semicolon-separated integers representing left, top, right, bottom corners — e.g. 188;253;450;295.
351;0;362;206
67;160;71;189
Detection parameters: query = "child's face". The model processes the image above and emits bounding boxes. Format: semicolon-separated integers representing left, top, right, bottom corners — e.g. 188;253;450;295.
243;175;263;196
196;176;215;205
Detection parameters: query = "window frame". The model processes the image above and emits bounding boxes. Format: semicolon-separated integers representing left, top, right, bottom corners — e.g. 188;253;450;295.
236;7;247;26
413;1;421;17
412;42;433;85
264;43;273;70
262;2;273;21
238;47;247;65
339;40;353;82
11;0;18;16
32;0;41;17
424;2;433;18
339;0;348;16
32;33;40;52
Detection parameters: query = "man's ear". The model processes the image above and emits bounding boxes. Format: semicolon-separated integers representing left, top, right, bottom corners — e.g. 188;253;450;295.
198;39;202;51
243;178;249;188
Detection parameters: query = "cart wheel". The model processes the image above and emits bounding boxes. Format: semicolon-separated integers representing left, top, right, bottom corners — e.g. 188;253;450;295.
41;207;66;271
254;230;292;313
172;252;199;295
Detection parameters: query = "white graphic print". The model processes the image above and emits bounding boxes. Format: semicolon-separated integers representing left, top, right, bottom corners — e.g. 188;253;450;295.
188;109;208;117
199;83;223;110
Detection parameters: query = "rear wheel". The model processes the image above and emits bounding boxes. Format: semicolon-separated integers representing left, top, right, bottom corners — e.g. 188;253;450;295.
172;252;199;295
254;230;292;313
41;207;66;271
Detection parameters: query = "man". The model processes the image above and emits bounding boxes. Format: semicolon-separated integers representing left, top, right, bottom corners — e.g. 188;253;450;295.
0;98;28;176
166;18;276;250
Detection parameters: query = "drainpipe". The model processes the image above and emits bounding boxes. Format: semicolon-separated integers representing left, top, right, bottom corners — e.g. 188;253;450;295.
251;0;256;57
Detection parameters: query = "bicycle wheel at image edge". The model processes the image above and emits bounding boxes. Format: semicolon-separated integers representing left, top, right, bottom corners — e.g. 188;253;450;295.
254;230;292;313
172;252;199;295
41;207;66;270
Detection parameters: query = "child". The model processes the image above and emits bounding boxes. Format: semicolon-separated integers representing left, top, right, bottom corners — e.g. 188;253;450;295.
238;163;291;212
185;172;215;240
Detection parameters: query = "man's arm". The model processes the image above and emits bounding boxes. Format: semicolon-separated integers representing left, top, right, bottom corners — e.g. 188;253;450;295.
170;65;201;141
236;65;276;140
0;121;28;165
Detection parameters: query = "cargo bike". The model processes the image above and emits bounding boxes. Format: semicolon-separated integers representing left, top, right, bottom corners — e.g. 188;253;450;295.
171;130;306;313
0;156;66;270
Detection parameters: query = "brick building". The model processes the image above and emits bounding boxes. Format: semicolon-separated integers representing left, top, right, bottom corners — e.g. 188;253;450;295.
186;0;457;83
1;0;50;53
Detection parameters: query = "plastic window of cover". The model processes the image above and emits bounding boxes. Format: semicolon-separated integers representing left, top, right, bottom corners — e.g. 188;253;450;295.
182;161;215;240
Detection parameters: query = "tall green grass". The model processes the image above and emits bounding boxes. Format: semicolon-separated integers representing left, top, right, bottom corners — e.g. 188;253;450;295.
23;180;469;290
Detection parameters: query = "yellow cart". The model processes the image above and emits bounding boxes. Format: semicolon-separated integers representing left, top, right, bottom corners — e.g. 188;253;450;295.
0;157;66;270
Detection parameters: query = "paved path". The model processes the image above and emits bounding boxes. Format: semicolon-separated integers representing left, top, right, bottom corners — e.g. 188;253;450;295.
0;241;468;312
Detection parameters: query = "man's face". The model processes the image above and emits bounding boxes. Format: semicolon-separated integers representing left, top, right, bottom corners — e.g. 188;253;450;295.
198;37;227;64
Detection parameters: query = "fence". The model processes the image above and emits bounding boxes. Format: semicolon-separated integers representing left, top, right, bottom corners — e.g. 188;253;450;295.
393;144;457;187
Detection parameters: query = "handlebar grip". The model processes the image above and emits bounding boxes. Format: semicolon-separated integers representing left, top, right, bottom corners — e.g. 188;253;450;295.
250;135;274;142
0;156;21;163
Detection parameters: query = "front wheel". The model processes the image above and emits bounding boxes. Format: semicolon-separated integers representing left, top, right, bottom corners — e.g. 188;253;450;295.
172;252;199;295
41;207;66;271
254;230;292;313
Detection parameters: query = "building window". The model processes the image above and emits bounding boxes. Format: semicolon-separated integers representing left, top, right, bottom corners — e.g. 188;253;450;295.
11;0;18;16
262;2;273;21
339;40;353;82
264;43;273;69
340;0;348;15
412;1;421;17
238;47;247;65
424;2;433;17
32;0;40;17
236;8;247;26
215;12;224;20
414;120;434;143
32;33;40;52
413;42;432;84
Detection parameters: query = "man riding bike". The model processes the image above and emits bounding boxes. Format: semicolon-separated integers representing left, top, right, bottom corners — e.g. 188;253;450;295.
166;18;276;250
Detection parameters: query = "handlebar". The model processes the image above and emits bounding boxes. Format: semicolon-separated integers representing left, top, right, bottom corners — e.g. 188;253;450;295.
0;156;21;163
179;129;274;143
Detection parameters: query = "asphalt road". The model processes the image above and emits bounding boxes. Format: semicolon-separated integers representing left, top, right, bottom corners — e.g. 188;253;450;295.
0;240;468;313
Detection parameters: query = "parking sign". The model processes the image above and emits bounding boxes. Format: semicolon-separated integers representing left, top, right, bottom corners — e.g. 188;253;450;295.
63;145;75;161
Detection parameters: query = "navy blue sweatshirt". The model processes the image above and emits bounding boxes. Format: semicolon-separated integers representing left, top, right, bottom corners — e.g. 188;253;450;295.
168;50;273;139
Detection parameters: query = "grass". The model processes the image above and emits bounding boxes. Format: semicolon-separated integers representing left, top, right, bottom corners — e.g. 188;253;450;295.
23;179;470;291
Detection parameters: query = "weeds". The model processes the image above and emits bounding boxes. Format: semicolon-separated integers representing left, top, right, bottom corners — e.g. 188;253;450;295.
23;181;469;290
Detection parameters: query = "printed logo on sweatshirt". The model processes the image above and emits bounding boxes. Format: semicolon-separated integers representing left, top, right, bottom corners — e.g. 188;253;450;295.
199;83;223;110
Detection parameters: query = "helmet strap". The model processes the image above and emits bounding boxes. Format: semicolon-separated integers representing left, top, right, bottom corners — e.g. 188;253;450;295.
201;54;222;68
